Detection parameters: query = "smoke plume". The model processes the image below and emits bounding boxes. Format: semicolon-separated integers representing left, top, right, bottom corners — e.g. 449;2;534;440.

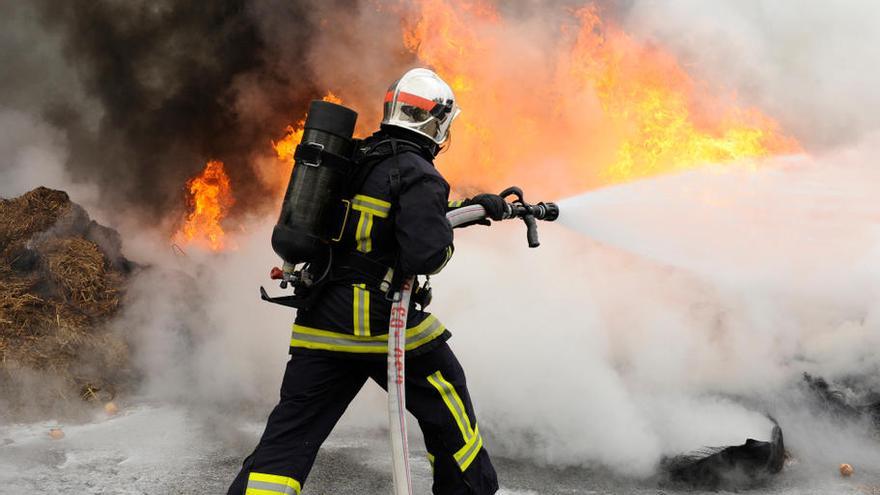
2;1;326;220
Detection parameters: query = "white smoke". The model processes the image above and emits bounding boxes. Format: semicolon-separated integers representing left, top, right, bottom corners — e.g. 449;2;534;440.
430;142;880;475
621;0;880;150
108;218;293;406
0;110;99;207
2;0;880;488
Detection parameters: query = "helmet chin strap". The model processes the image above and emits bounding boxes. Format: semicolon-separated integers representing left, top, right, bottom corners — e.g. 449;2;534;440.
436;131;451;156
380;124;441;157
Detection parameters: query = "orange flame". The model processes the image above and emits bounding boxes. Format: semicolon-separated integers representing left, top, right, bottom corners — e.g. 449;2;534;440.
185;1;802;251
566;6;799;182
272;91;343;163
173;160;235;251
401;1;800;197
266;92;345;198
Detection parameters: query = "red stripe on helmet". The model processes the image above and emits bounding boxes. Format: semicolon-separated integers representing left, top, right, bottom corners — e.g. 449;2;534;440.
384;91;437;112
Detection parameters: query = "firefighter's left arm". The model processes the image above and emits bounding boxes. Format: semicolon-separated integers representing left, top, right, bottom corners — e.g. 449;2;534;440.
395;172;455;276
445;198;491;228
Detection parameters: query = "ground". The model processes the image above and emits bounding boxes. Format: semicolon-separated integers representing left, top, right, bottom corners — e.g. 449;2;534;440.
0;403;875;495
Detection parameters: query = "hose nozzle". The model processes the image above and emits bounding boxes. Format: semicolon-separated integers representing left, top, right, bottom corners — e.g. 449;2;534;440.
534;202;559;222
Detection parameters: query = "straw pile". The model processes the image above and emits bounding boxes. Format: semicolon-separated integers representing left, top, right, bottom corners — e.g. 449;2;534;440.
0;187;134;413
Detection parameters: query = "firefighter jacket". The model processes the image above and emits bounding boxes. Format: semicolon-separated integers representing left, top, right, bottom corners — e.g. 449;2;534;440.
291;133;457;357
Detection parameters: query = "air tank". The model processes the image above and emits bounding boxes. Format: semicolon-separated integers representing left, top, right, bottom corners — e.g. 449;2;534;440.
271;100;357;265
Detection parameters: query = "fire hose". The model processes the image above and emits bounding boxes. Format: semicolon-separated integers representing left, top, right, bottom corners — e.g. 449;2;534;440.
388;189;558;495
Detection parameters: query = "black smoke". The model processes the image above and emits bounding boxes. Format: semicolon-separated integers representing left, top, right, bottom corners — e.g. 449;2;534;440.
3;0;342;220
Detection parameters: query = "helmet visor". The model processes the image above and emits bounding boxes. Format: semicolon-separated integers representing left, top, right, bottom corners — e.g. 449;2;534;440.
383;88;459;144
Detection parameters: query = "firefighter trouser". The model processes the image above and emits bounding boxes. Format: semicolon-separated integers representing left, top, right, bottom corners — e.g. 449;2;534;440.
227;342;498;495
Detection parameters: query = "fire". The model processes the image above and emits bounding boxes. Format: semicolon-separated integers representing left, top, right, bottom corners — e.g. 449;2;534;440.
180;1;802;243
173;160;235;251
400;0;800;197
272;91;343;163
266;92;345;197
566;6;799;182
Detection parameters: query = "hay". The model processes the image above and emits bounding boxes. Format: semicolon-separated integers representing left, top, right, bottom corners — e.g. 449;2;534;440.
0;187;72;253
43;237;121;315
0;273;46;333
0;187;134;415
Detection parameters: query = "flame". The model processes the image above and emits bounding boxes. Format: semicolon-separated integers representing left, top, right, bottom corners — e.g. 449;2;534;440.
266;92;345;198
566;6;799;182
400;1;800;197
182;1;802;247
272;91;343;163
173;160;235;251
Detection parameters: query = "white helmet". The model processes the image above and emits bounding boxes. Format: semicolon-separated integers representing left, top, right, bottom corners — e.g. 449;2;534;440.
381;68;461;145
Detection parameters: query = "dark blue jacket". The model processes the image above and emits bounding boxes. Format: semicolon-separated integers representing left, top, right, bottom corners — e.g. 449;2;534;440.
291;132;455;357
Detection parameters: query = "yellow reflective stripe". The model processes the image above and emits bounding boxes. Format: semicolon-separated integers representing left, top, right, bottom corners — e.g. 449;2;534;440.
354;211;374;253
448;199;464;208
427;371;473;440
351;195;389;253
427;452;435;466
363;214;373;252
352;194;390;218
247;489;295;495
353;194;391;210
352;284;370;336
428;371;484;472
246;472;301;495
291;315;445;353
454;423;483;472
249;473;296;485
407;317;446;349
353;284;361;335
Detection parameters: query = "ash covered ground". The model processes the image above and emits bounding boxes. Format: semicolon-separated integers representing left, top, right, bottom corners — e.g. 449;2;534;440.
1;402;877;495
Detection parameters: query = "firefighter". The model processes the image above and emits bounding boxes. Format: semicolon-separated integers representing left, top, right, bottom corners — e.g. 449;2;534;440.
228;68;505;494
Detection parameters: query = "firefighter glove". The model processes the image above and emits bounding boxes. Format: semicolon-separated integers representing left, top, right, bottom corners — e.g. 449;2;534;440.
469;193;509;221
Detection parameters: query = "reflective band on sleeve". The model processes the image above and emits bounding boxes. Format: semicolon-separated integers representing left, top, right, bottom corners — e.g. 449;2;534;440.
427;371;484;472
352;283;371;336
291;315;445;354
246;472;301;495
448;199;464;208
351;194;391;218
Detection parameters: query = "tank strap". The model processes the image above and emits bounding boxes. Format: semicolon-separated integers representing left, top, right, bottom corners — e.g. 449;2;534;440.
348;137;426;199
293;141;354;171
389;138;402;199
345;139;394;199
293;141;323;165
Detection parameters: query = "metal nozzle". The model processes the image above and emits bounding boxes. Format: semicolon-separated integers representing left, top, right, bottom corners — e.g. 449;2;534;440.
536;202;559;221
